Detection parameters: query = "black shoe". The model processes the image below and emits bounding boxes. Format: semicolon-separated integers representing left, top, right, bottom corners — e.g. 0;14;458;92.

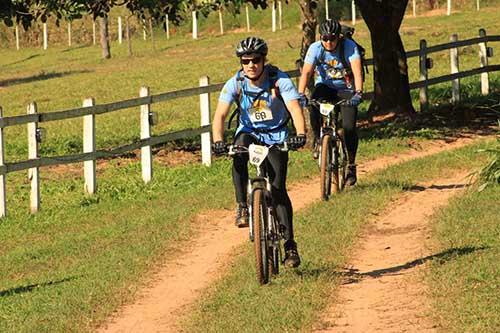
284;240;301;268
345;164;357;186
312;138;320;160
235;204;249;228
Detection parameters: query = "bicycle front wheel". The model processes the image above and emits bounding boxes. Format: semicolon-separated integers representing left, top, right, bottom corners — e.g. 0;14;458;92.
320;134;333;200
252;189;270;285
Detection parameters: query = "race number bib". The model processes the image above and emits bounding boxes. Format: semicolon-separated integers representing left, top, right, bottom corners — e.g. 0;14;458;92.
249;106;273;123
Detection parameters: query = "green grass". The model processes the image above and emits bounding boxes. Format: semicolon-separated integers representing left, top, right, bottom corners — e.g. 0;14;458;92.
182;139;496;333
426;175;499;332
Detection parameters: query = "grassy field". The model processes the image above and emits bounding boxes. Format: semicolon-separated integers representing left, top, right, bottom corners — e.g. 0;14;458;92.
0;4;499;162
0;5;498;333
182;139;497;333
427;153;500;332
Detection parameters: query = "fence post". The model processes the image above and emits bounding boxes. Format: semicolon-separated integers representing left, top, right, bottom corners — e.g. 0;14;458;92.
272;1;276;32
43;23;48;50
192;11;198;39
352;0;356;25
92;20;96;45
83;98;96;194
0;107;6;218
118;17;123;44
450;34;460;103
246;5;251;32
219;8;224;35
27;102;40;213
278;1;282;30
419;39;429;112
140;87;153;183
477;0;480;10
478;29;489;96
68;21;72;46
142;19;147;40
413;0;416;17
199;76;212;167
447;0;451;15
15;25;20;50
325;0;329;20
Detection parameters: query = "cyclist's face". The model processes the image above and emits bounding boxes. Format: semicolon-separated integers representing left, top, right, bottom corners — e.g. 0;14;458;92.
321;35;339;51
241;53;265;79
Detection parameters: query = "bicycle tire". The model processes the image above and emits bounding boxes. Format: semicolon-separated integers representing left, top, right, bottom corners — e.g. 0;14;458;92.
253;189;269;285
268;216;280;275
320;134;333;200
331;137;342;194
337;138;348;191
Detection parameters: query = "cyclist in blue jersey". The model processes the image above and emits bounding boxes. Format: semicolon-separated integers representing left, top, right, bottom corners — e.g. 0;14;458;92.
298;19;364;186
212;37;307;268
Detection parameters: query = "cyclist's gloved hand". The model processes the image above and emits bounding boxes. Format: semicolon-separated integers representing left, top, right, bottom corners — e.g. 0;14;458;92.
298;93;308;109
348;91;362;107
288;134;307;150
213;141;227;156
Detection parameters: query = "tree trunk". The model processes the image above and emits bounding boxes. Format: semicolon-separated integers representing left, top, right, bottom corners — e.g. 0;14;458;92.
99;15;111;59
298;0;318;62
357;0;416;118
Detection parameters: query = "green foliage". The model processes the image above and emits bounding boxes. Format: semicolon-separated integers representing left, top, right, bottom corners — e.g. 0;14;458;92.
476;132;500;191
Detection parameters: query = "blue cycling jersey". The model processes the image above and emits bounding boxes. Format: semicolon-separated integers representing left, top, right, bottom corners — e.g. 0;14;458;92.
219;66;300;145
304;40;360;90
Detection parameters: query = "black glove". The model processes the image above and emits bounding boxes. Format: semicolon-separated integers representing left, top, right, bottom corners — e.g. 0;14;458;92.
298;93;308;108
288;134;307;150
212;141;227;155
348;91;363;107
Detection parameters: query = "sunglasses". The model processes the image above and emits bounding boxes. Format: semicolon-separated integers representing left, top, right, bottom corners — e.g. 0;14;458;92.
321;34;338;42
240;56;262;65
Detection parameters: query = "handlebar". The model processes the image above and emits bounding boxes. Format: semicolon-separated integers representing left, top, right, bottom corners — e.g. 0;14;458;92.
227;142;291;156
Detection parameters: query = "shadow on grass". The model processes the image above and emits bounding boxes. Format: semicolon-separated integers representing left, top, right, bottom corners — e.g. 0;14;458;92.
4;54;40;67
0;70;93;87
341;246;488;284
61;45;89;53
0;276;79;297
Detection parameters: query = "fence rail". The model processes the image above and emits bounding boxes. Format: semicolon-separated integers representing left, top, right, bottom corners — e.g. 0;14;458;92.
0;30;498;217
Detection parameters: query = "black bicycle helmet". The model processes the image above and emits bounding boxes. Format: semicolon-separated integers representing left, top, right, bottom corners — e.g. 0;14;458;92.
319;19;341;37
235;37;268;57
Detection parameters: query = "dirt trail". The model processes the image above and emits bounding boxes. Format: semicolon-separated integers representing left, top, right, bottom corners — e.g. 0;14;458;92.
314;172;469;332
97;136;482;333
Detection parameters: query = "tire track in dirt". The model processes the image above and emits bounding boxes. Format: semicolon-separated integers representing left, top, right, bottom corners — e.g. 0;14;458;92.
313;172;469;333
97;136;484;333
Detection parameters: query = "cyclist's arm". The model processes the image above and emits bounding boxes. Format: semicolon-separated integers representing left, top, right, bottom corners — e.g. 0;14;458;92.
212;101;231;142
286;99;306;136
298;62;315;94
350;57;363;93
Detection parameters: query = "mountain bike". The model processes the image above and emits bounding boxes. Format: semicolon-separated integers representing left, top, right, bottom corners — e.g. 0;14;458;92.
311;95;350;201
228;142;290;285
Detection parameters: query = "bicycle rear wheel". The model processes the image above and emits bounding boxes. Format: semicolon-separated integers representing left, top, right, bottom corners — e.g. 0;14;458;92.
320;134;333;201
268;216;280;275
337;138;348;191
331;138;343;194
252;189;270;285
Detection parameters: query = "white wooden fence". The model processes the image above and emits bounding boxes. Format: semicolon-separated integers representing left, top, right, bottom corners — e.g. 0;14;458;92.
0;30;498;217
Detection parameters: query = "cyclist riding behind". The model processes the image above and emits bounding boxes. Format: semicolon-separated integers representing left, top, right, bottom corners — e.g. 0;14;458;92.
212;37;307;268
298;19;364;186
